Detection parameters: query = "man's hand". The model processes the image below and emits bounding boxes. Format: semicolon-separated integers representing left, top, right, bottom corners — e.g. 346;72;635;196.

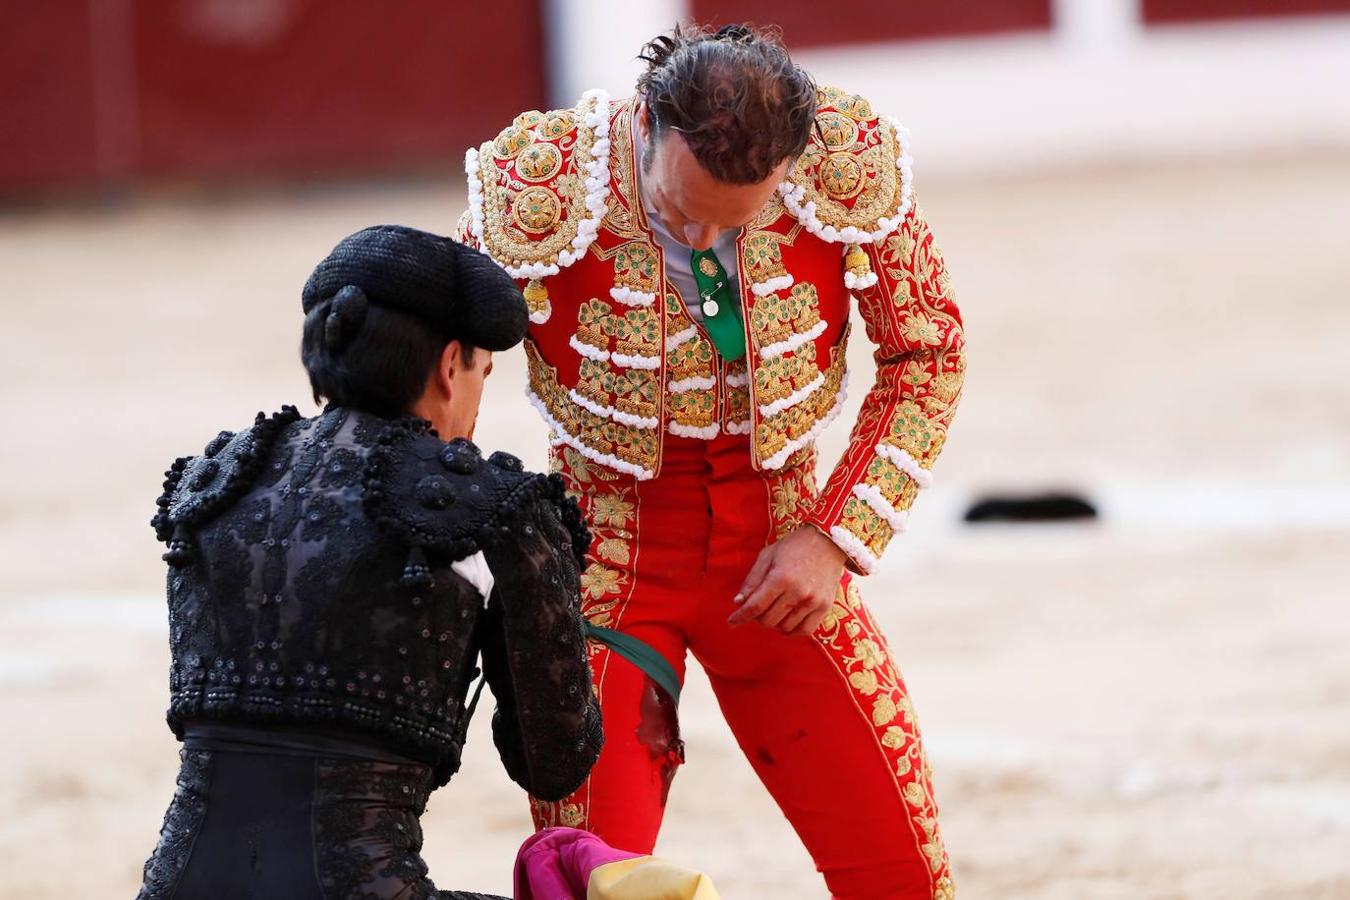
729;525;847;637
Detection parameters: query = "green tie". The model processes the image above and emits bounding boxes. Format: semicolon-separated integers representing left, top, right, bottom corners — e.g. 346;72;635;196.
690;247;746;362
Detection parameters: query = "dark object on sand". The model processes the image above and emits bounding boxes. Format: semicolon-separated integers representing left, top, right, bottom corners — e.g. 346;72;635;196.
963;492;1099;523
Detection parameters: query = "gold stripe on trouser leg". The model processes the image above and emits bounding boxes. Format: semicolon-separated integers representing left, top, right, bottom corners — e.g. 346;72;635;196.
812;578;954;898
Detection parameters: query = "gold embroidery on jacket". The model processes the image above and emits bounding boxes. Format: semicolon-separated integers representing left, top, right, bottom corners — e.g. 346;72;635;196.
751;289;795;348
863;455;919;510
476;103;597;267
819;84;874;120
662;290;720;433
839;495;891;559
567;278;663;439
574;359;614;407
614;307;661;358
575;299;611;351
517;142;563;181
753;338;846;467
768;453;819;538
613;369;658;421
669;390;716;430
604;101;647;242
742;229;793;285
549;446;633;629
512;186;562;232
667;333;714;380
611;241;660;295
886;400;939;461
783;85;909;237
493;125;532;160
750;281;822;349
527;341;659;473
753;340;819;405
817;110;860;150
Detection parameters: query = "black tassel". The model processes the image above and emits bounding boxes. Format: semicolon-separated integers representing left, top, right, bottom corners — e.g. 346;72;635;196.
400;545;434;590
163;524;194;566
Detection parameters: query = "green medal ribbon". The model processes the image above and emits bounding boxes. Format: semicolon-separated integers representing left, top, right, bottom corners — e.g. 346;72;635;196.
690;248;747;362
583;623;681;703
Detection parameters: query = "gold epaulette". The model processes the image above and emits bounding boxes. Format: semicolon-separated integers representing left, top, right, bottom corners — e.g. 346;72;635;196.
777;85;915;291
464;90;613;323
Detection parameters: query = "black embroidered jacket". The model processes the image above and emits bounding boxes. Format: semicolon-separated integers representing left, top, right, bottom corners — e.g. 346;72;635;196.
151;405;602;795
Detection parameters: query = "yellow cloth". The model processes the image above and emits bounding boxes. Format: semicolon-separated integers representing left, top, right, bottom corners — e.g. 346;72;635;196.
588;855;720;900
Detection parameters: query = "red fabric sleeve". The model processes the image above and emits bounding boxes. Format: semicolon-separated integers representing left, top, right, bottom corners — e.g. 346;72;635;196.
803;203;966;573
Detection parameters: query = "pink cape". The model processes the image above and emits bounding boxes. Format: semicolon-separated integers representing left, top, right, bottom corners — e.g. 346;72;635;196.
513;827;642;899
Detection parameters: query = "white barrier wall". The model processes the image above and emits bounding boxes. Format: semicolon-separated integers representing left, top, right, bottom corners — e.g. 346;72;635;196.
544;0;688;108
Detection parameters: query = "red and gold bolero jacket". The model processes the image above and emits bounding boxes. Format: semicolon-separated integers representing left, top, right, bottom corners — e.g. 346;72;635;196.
455;86;965;574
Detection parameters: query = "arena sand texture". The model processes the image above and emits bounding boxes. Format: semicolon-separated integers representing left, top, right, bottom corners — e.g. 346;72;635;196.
1;155;1347;898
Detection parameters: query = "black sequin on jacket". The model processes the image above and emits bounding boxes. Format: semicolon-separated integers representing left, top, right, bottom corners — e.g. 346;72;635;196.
136;406;603;899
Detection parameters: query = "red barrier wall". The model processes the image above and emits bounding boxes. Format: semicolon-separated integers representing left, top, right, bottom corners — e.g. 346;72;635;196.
0;0;547;195
0;5;101;192
1144;0;1350;22
7;1;1344;196
133;0;547;179
688;1;1053;47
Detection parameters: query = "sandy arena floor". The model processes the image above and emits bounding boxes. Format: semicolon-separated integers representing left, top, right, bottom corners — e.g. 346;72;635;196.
1;155;1348;898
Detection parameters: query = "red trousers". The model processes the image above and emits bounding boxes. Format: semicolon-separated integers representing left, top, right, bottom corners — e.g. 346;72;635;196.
532;434;953;900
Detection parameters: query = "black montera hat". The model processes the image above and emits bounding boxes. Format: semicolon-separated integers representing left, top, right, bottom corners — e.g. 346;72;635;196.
302;225;527;352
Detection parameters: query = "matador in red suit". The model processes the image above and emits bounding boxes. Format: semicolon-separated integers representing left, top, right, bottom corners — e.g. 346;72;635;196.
455;24;965;900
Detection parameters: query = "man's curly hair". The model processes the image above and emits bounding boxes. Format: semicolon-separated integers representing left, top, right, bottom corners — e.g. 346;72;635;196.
637;23;817;185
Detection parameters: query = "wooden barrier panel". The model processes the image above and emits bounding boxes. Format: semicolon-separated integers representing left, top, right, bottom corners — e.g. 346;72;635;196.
688;1;1053;48
1143;0;1350;21
0;0;548;194
0;5;101;193
132;0;548;179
